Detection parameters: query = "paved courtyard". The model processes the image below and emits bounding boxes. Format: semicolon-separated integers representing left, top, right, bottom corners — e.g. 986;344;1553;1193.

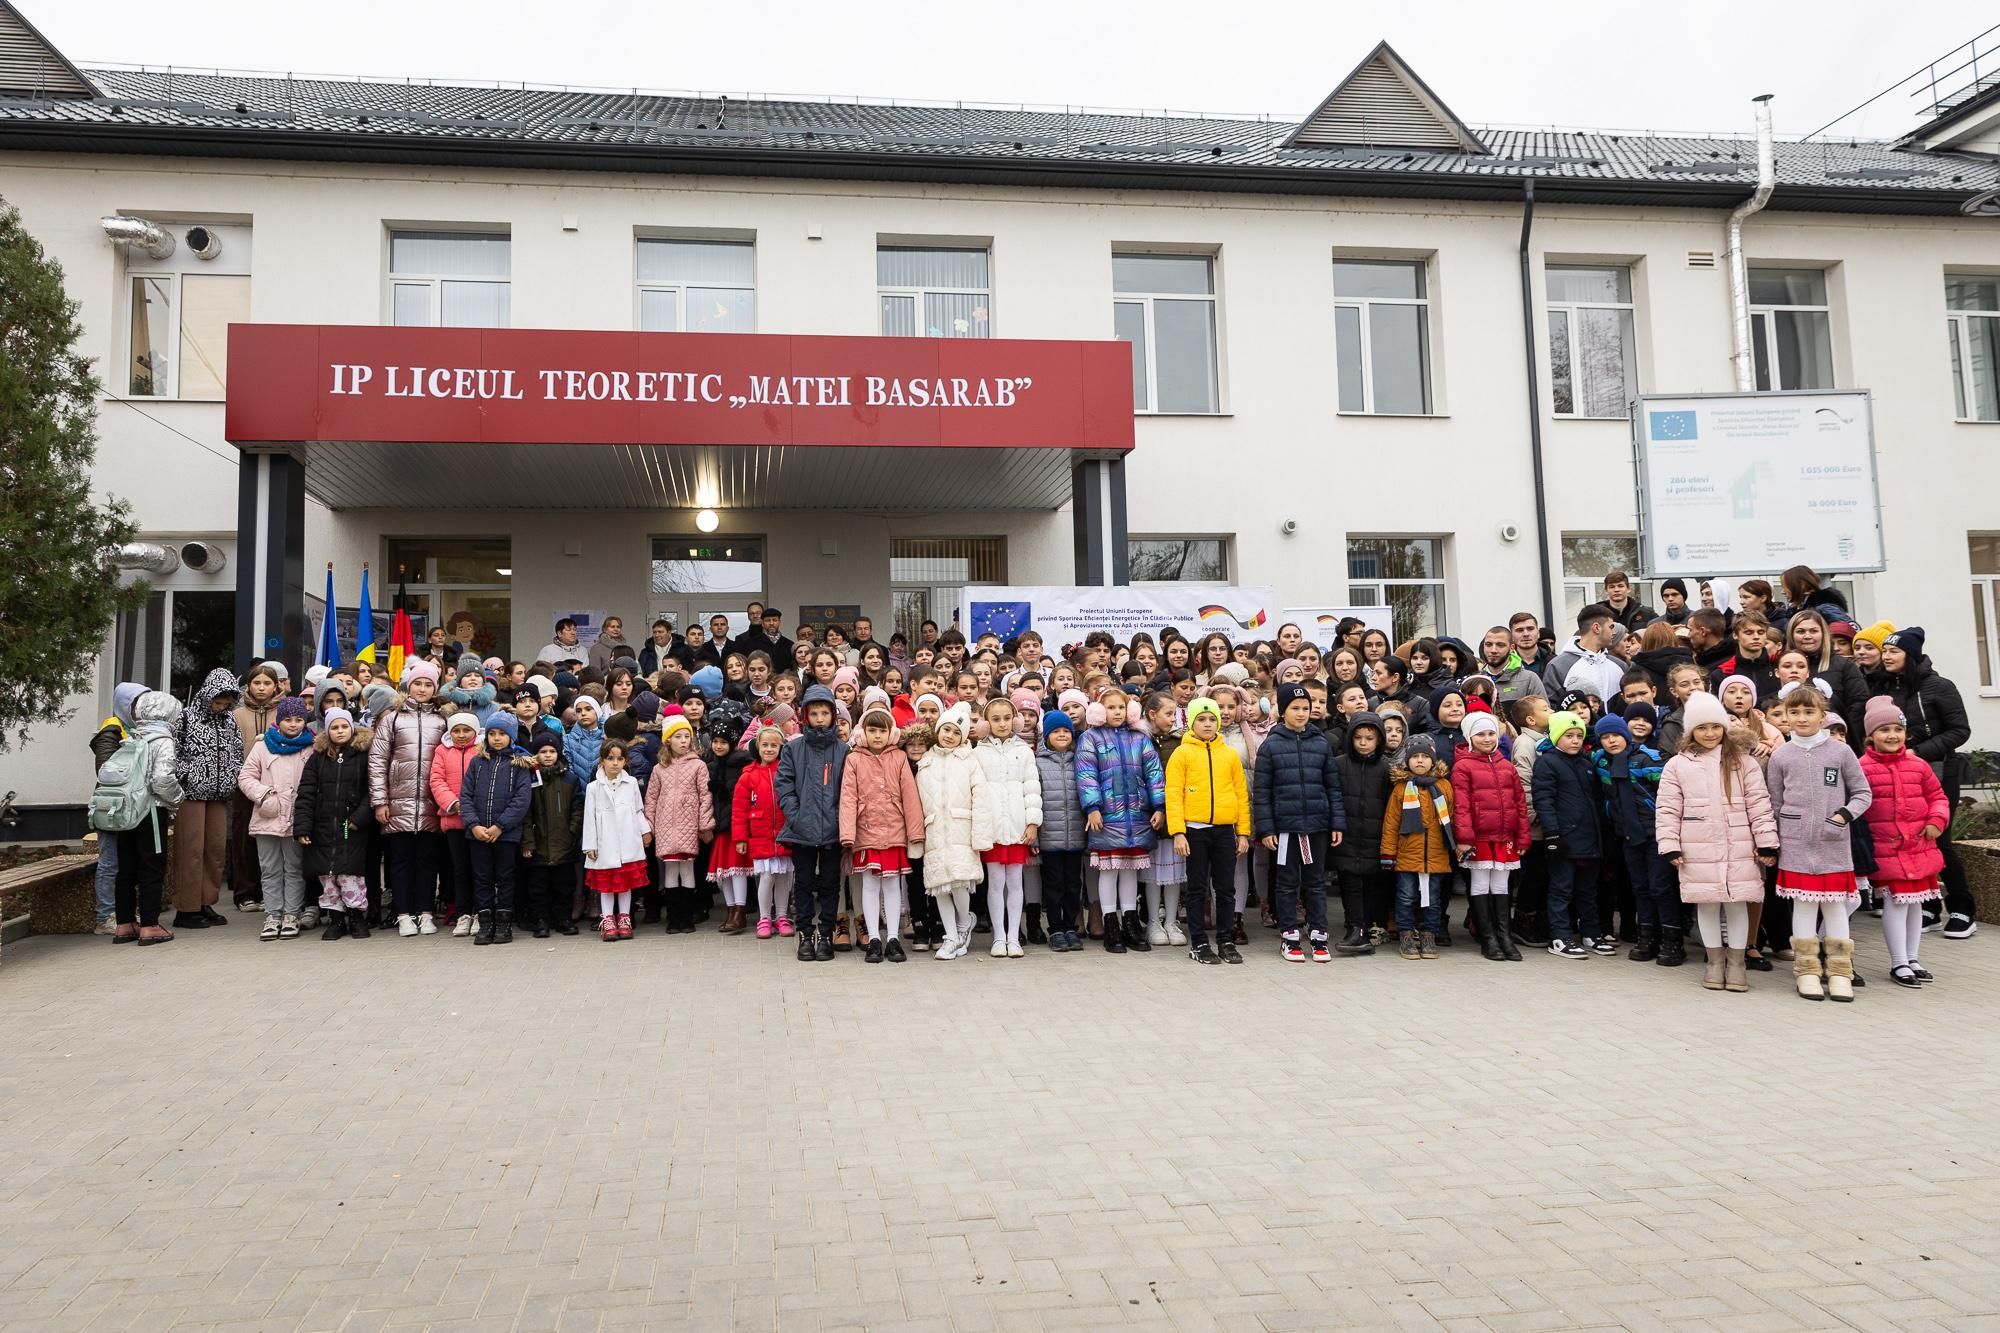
2;918;1998;1333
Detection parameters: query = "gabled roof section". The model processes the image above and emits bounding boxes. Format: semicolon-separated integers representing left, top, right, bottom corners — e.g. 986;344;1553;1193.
1284;42;1484;153
0;2;92;98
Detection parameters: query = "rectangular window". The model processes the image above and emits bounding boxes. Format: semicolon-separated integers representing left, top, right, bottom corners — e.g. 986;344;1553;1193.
1547;265;1637;418
1346;536;1445;641
124;271;251;399
1128;537;1229;583
1113;252;1220;414
890;536;1005;646
1749;267;1833;391
1560;534;1655;620
1947;274;2000;422
650;537;765;596
1332;259;1433;414
1972;534;2000;689
389;230;511;328
877;246;991;338
638;238;756;333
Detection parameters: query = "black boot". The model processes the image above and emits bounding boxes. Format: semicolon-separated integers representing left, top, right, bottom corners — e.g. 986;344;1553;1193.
495;911;514;945
1628;925;1660;962
1494;895;1522;961
797;927;816;962
347;908;371;939
320;908;348;941
814;930;834;961
1104;917;1127;953
1024;903;1046;945
532;913;550;940
474;910;495;945
1336;923;1373;956
1475;897;1507;961
1656;923;1687;967
1122;909;1150;952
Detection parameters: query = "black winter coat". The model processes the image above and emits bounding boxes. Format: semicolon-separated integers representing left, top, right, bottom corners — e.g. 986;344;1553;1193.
521;763;584;865
1531;741;1602;858
707;746;753;836
294;732;375;878
1252;723;1346;839
1880;657;1971;781
1332;725;1392;874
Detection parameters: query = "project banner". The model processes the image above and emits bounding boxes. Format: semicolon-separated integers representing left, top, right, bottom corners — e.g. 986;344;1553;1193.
1633;390;1884;577
1280;606;1394;650
960;586;1275;646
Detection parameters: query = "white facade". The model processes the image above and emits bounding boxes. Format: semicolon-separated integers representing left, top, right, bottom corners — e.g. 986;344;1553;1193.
7;112;2000;802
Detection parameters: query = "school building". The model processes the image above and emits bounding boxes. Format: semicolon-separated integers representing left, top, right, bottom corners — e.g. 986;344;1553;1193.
4;3;2000;815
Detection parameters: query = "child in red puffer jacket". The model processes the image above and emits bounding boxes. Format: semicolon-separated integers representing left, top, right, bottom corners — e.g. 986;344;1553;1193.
732;726;793;938
1858;697;1949;988
1449;708;1528;961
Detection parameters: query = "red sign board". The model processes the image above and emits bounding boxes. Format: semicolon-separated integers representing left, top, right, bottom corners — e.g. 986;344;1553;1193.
224;324;1134;452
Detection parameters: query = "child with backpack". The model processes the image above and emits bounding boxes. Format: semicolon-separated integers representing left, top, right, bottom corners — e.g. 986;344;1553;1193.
237;696;315;940
92;690;184;945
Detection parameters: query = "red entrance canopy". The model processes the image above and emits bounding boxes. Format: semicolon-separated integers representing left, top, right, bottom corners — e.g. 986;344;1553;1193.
224;324;1135;453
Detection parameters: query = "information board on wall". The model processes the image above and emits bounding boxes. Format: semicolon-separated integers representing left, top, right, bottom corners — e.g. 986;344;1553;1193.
958;586;1276;646
1633;390;1884;577
1279;606;1395;651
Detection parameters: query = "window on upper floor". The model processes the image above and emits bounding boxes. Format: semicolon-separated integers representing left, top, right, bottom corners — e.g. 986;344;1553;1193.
1748;267;1833;391
1333;258;1433;414
1546;265;1637;418
1971;534;2000;690
878;246;991;338
388;229;510;328
638;237;756;332
1112;252;1220;414
1347;535;1446;640
120;222;252;399
1947;273;2000;422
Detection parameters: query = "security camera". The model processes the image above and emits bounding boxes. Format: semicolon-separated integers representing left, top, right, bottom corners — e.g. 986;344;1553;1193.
1278;518;1299;536
1498;523;1522;544
179;540;226;573
184;226;222;259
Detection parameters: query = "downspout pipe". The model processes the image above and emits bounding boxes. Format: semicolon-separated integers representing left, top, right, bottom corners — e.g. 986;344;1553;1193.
1518;177;1555;631
1727;95;1777;391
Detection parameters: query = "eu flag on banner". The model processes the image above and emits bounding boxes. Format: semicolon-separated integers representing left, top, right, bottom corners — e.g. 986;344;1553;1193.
1649;410;1697;441
970;600;1031;640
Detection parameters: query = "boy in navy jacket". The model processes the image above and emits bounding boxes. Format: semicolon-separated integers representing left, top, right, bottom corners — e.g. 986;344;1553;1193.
1591;714;1680;967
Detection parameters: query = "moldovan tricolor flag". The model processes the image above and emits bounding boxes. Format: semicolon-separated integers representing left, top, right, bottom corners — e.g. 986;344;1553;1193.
386;570;416;685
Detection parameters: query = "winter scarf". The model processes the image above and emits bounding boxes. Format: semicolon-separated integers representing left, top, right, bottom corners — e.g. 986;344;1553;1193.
262;723;316;757
172;666;245;801
1397;771;1451;838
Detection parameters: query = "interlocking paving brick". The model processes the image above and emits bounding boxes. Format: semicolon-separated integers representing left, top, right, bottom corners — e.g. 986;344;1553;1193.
3;920;1999;1331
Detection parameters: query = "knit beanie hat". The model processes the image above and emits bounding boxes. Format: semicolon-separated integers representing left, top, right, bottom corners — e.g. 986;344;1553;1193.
1463;695;1494;716
1661;577;1687;598
832;666;860;691
1275;658;1304;679
1853;621;1895;650
321;707;353;730
1057;688;1088;711
304;663;331;690
1555;689;1590;715
260;659;290;682
861;686;892;716
447;712;480;734
1619;700;1658;727
1186;697;1222;729
1546;711;1586;745
530;727;563;754
553;670;580;690
457;652;484;677
1399;733;1438;761
766;703;796;729
1008;687;1040;715
484;715;517;743
275;696;311;723
362;683;398;717
1682;691;1729;730
1460;710;1500;741
939;701;972;738
1276;681;1311;715
1212;662;1251;687
571;694;599;717
527;676;558;700
1592;713;1632;743
1041;710;1074;740
484;657;505;674
1863;696;1905;736
1885;626;1926;658
690;665;724;697
660;714;692;744
633;693;662;724
1429;684;1465;713
1718;673;1755;701
403;660;440;686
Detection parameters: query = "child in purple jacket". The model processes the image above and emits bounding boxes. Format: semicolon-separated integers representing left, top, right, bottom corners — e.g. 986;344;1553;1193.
1766;681;1872;1002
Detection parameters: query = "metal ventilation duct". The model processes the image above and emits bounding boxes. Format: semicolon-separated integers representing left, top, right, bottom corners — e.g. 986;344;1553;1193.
101;214;174;259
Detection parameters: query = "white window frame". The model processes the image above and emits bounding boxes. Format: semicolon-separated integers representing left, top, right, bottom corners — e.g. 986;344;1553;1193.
1559;534;1657;619
122;270;237;400
1972;535;2000;693
1345;535;1448;639
1749;267;1833;392
387;229;511;328
1332;258;1435;416
1545;265;1638;419
1113;252;1221;416
636;237;757;334
1127;535;1231;585
1947;274;2000;423
117;222;253;401
877;246;992;338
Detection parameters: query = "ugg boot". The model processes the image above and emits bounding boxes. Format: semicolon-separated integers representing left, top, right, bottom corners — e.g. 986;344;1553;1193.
1724;947;1749;993
1824;936;1856;1002
1792;936;1825;1000
1702;947;1725;990
1494;895;1522;961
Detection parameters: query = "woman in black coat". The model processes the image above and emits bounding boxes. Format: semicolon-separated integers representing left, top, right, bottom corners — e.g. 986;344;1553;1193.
1875;627;1977;935
294;715;376;938
1332;713;1394;952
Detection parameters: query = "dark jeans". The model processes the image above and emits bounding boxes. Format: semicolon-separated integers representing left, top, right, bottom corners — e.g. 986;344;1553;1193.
1182;826;1238;944
1546;853;1601;940
789;843;842;936
385;831;443;917
442;827;473;913
1272;831;1331;936
522;859;573;927
115;822;167;926
1394;870;1444;934
1619;837;1679;931
1337;867;1392;929
1939;764;1974;919
1039;848;1083;935
468;837;517;913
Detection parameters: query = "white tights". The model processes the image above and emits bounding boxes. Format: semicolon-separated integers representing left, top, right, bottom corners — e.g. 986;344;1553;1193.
1882;898;1925;968
659;859;693;888
862;871;907;943
1468;865;1508;896
1790;898;1851;942
935;884;975;943
986;863;1025;944
1695;901;1748;949
718;873;748;908
598;890;632;919
756;871;792;921
1096;866;1139;914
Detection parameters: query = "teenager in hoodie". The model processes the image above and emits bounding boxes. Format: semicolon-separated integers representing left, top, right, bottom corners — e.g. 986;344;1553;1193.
776;683;848;960
170;666;243;929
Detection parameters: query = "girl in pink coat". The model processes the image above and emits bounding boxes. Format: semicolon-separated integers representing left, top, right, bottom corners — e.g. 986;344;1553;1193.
643;715;714;933
1656;692;1779;994
238;696;315;939
429;713;480;936
1858;696;1951;988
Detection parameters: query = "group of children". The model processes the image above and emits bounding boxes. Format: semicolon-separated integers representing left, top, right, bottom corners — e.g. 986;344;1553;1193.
87;608;1961;995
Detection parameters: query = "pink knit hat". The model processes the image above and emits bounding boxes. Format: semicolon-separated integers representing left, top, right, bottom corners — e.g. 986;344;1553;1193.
833;666;860;690
1863;696;1904;737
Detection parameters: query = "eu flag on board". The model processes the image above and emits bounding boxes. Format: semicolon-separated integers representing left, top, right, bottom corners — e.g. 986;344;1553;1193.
969;600;1031;640
1649;410;1697;441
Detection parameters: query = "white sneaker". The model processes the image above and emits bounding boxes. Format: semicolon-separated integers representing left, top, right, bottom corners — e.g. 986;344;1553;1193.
990;939;1008;958
94;918;116;935
1006;939;1024;958
417;912;438;935
298;906;320;930
1148;920;1169;946
397;914;418;937
937;934;960;959
452;913;474;937
278;913;300;939
1166;922;1188;947
259;913;281;941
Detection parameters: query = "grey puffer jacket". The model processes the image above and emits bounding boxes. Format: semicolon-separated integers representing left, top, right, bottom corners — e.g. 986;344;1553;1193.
368;697;447;833
129;691;185;816
1035;742;1087;851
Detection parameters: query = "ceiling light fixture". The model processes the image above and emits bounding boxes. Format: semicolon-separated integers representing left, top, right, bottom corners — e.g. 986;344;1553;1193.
695;508;720;533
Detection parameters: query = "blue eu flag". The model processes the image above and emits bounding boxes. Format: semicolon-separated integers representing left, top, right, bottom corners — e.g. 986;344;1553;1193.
1649;410;1697;441
970;600;1031;640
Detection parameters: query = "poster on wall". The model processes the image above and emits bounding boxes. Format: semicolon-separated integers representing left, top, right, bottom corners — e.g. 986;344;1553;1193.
1633;390;1884;577
958;586;1275;646
1279;605;1395;650
551;609;607;650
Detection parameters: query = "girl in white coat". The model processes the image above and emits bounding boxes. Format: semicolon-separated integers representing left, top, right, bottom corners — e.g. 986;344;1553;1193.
582;740;652;941
975;695;1045;957
917;703;993;959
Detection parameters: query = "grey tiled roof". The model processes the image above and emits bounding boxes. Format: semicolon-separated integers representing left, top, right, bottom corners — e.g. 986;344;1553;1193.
1;68;1993;212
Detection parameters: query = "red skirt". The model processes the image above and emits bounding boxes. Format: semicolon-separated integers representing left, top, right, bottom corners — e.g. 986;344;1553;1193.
852;846;912;876
982;842;1031;866
1776;868;1857;901
585;861;649;893
1466;838;1520;867
1875;875;1942;902
709;838;751;875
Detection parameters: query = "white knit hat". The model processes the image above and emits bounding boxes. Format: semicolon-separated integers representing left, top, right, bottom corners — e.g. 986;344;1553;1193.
1683;691;1728;730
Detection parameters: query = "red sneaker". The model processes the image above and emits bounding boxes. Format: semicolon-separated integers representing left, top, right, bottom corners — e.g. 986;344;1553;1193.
617;913;634;940
601;915;618;941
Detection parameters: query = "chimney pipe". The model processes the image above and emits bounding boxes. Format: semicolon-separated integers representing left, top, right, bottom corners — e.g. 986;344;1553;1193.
1726;95;1776;392
101;215;175;260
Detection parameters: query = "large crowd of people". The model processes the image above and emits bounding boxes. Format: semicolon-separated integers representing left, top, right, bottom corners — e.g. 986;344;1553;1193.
84;563;1980;995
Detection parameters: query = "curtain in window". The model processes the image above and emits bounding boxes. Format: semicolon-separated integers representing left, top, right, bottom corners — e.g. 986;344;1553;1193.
877;247;989;289
390;232;510;276
638;239;753;285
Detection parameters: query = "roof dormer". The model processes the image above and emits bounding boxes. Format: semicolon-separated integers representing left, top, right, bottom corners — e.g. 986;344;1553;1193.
0;2;94;98
1284;41;1484;153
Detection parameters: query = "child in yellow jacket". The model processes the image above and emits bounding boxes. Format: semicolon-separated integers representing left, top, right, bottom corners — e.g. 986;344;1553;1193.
1378;734;1456;959
1166;697;1252;963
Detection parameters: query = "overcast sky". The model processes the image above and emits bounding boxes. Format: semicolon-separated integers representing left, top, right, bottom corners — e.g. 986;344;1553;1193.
33;1;1997;142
